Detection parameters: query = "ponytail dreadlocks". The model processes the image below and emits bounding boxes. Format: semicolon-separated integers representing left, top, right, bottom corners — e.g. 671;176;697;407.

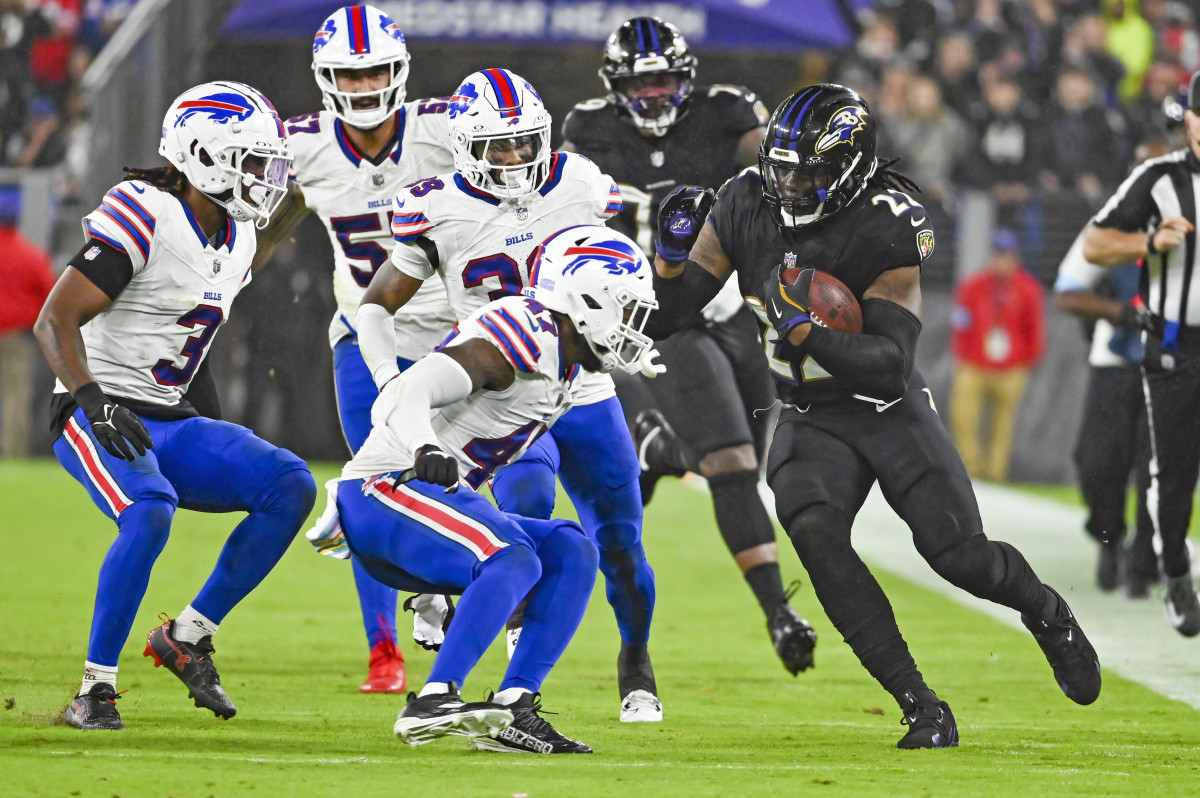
121;164;187;195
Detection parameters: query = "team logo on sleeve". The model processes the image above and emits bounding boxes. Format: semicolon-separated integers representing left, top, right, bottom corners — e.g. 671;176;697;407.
563;239;641;275
173;93;255;127
313;18;337;53
916;229;935;260
448;82;479;119
815;106;867;154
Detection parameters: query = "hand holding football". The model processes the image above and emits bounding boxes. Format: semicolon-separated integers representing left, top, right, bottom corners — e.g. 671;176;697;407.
781;267;863;334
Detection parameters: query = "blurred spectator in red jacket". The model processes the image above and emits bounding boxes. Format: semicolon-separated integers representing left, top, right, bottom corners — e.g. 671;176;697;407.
950;229;1047;482
0;185;56;456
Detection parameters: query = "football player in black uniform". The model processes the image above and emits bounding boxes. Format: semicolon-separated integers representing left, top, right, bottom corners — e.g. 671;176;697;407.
560;16;818;677
646;84;1103;748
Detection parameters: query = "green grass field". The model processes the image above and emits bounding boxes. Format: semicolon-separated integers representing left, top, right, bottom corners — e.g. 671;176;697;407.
2;460;1198;797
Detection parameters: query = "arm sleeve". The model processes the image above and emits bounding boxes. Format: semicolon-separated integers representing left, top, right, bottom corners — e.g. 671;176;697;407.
377;352;474;455
781;298;922;401
644;260;725;339
356;302;401;389
67;238;134;300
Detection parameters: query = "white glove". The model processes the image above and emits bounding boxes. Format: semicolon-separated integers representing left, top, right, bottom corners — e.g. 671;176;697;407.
404;593;454;651
304;479;350;559
637;347;667;379
701;276;745;324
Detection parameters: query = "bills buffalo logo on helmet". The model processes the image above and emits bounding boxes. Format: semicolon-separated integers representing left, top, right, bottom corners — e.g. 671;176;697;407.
448;82;479;119
313;18;337;53
815;106;867;154
173;93;256;127
379;15;405;42
563;240;641;276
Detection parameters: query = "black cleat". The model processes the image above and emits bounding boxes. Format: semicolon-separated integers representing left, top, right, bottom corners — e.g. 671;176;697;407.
143;615;236;719
1164;575;1200;637
896;691;958;749
475;693;592;754
1021;585;1102;705
62;683;124;730
632;410;688;505
1096;544;1122;592
769;582;818;675
393;683;512;746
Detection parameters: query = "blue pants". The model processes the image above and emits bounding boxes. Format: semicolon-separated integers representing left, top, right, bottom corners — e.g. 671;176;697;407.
338;475;597;692
54;408;315;667
333;337;418;651
490;396;654;646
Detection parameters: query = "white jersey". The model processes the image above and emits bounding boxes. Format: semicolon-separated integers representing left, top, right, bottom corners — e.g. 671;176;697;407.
286;101;457;360
388;151;622;404
58;179;255;405
344;296;583;489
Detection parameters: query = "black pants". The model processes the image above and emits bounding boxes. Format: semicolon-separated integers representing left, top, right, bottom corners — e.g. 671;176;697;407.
1073;364;1155;568
615;308;776;467
1142;332;1200;578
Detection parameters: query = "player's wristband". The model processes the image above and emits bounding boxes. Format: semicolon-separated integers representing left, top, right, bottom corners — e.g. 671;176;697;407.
1146;231;1159;255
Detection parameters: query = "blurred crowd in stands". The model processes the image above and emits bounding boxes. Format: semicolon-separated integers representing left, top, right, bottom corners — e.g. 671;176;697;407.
1;0;137;190
837;0;1198;279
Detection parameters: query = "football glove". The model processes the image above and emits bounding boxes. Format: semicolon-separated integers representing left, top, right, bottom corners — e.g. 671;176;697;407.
74;382;153;460
411;444;459;489
763;264;813;339
305;478;350;559
1117;298;1159;333
656;185;715;263
403;593;456;651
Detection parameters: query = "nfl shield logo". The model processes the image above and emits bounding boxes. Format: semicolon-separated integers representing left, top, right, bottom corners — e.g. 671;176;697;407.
212;258;222;275
516;207;529;221
371;173;385;187
784;252;796;268
651;151;665;168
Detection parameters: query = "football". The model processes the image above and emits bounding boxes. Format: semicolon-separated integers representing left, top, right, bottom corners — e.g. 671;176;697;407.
781;267;863;334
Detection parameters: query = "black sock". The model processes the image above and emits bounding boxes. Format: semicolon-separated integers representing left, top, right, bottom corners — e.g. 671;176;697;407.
744;562;787;616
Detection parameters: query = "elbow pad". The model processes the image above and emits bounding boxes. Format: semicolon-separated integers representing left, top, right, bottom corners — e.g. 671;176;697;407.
787;298;921;400
645;260;725;339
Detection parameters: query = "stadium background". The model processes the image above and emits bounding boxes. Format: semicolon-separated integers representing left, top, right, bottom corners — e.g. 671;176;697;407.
3;0;1197;482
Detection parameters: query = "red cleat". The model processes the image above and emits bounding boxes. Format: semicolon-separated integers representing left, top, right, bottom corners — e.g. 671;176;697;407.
360;637;407;694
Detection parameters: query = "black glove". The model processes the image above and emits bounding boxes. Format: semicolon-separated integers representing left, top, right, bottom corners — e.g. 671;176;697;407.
656;185;715;263
1117;300;1159;333
74;382;153;461
763;264;814;339
412;444;459;488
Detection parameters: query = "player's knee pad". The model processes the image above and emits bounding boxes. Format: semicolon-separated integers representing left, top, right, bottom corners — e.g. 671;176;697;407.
785;503;853;564
480;541;543;589
255;456;317;521
926;535;1008;594
707;469;775;555
492;460;557;520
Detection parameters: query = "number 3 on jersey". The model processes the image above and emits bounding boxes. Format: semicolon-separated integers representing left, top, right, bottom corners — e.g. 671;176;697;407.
330;212;391;288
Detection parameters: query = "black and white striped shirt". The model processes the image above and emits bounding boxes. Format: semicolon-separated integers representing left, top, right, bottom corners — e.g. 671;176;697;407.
1093;149;1200;337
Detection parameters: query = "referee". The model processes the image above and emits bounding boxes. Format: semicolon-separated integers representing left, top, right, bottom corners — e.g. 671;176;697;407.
1082;70;1200;637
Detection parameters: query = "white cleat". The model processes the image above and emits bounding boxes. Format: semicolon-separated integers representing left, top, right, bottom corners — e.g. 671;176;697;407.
620;689;663;723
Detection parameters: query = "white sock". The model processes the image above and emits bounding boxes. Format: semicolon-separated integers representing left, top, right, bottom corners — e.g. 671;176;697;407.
418;682;450;698
173;605;219;644
492;687;531;706
81;661;117;696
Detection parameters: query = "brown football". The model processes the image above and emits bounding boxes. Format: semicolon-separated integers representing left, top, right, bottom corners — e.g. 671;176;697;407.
781;267;863;334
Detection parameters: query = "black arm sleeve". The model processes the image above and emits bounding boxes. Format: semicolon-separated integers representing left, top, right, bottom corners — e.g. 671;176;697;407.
644;260;725;339
67;238;134;300
778;297;922;401
182;356;222;420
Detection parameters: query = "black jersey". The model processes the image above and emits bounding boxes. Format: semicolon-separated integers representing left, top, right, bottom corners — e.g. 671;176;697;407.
708;170;937;406
562;85;767;251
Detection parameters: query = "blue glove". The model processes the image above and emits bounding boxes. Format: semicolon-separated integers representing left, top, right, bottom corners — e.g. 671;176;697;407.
763;264;813;339
656;185;715;263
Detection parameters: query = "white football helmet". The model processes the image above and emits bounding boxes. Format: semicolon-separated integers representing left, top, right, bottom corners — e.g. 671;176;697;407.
526;226;658;374
312;4;410;129
447;69;552;200
158;81;291;229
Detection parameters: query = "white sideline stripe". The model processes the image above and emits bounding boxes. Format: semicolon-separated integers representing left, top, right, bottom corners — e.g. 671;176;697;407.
736;478;1200;710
